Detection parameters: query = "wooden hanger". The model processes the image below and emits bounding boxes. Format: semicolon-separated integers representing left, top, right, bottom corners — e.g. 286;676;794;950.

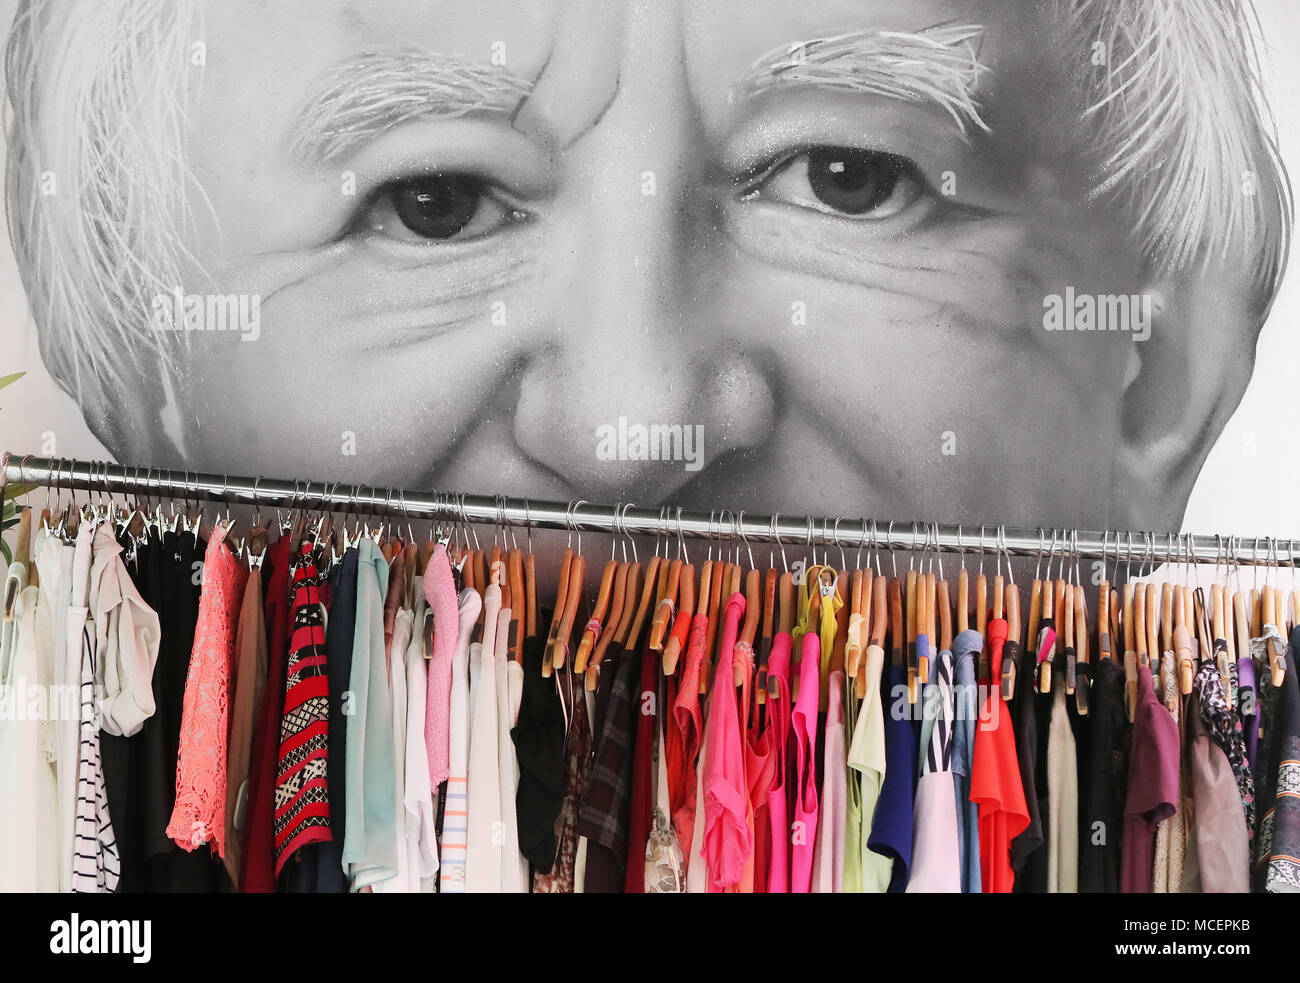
507;548;525;655
919;571;936;684
1145;583;1159;675
1097;568;1111;663
889;577;904;672
778;569;795;636
1267;580;1287;687
829;572;849;680
957;561;970;634
661;562;696;676
551;549;586;670
1170;582;1180;660
649;556;683;651
938;575;953;653
1193;587;1211;664
1122;581;1137;719
756;568;776;705
1054;571;1067;665
905;567;919;703
846;569;865;679
698;559;723;695
1062;582;1076;695
543;547;574;674
1027;568;1043;668
1135;580;1149;673
1072;582;1088;714
623;554;660;654
525;549;538;639
586;561;629;681
733;568;761;688
1233;587;1251;694
574;556;618;673
1212;582;1232;698
1038;577;1055;694
1002;583;1021;701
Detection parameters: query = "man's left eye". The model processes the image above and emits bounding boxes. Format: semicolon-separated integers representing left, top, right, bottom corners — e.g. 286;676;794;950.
741;147;925;220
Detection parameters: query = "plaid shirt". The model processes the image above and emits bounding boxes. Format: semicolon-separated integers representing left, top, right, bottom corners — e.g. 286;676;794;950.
577;642;641;858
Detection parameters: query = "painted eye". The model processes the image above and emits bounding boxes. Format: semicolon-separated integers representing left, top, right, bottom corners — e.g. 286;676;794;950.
744;147;924;220
361;175;526;242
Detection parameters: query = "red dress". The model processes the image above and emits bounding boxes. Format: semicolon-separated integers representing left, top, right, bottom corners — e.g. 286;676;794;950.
970;618;1030;892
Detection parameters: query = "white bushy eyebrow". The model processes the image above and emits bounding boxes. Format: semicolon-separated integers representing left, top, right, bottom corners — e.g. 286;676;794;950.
733;23;991;138
289;48;535;163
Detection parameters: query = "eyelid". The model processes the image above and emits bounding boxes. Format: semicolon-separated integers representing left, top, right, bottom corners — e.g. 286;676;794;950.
736;146;931;199
722;88;988;202
319;117;554;224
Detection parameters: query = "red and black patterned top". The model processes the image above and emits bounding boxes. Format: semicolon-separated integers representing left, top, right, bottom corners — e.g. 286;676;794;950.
273;533;332;872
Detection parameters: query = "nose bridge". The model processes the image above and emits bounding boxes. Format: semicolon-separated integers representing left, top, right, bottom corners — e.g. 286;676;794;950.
508;3;768;501
550;2;702;353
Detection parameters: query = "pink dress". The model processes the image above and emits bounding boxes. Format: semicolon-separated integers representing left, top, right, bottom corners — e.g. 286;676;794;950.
423;544;459;790
789;632;821;893
672;612;710;863
702;594;751;891
167;523;247;855
765;633;794;892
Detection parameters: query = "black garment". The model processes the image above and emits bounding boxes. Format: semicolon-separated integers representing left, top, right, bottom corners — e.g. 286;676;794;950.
1009;631;1045;886
284;547;354;894
98;526;160;892
1079;658;1129;892
1251;629;1300;891
576;641;640;893
512;633;566;874
140;528;224;891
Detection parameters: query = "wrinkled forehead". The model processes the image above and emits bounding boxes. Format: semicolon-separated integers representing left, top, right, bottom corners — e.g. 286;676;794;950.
195;0;1031;148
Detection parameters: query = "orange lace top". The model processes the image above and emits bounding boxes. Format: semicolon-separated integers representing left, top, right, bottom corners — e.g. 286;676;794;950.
166;523;248;855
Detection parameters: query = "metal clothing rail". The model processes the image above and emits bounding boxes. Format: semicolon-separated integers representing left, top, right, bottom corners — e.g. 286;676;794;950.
2;451;1296;569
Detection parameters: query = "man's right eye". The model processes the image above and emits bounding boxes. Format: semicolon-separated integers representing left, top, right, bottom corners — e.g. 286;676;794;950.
358;174;528;243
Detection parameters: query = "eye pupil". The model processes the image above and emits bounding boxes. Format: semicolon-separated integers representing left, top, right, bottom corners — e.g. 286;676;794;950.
806;148;905;215
391;175;483;239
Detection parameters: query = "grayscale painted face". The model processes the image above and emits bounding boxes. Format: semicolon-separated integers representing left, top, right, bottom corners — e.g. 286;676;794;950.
95;0;1275;534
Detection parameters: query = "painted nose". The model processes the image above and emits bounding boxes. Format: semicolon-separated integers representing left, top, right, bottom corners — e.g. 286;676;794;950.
510;3;773;503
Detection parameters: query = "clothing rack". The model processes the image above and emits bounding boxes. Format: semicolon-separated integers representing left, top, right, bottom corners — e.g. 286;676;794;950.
3;451;1295;569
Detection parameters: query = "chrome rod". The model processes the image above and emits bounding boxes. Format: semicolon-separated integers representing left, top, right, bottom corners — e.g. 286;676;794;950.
3;451;1294;567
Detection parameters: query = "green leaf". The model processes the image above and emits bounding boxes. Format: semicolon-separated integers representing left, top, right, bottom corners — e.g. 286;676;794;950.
0;371;25;391
4;482;35;501
1;540;9;564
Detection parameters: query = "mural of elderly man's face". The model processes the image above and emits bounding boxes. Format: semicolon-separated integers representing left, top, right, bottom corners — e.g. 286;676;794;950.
10;0;1288;532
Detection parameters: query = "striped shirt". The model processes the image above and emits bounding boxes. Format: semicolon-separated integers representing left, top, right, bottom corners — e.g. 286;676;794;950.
920;649;955;776
73;622;119;891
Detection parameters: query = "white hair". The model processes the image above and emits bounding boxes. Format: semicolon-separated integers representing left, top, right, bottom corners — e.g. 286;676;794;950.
1055;0;1291;303
5;0;204;415
4;0;1293;409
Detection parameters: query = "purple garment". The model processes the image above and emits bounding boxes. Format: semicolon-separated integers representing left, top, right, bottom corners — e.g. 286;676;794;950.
868;664;916;892
1120;666;1180;893
1238;655;1259;767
